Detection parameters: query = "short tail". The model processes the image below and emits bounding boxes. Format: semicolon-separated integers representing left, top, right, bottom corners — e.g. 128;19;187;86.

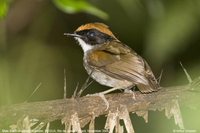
137;83;159;93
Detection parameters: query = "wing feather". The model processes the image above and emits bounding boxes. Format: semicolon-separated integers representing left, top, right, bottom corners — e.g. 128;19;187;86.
87;41;159;92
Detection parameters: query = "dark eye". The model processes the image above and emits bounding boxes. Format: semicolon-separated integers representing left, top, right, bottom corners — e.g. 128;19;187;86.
87;31;95;38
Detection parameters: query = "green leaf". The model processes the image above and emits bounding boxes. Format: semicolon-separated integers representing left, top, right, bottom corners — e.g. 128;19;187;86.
0;0;8;19
53;0;108;20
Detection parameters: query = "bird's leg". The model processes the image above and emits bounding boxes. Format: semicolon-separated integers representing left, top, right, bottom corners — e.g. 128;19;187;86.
87;93;110;110
100;87;121;95
124;86;134;93
87;87;121;110
95;87;120;110
124;86;136;100
92;93;109;110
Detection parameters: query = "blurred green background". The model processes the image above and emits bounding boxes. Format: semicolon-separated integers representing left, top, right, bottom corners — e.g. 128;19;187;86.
0;0;200;132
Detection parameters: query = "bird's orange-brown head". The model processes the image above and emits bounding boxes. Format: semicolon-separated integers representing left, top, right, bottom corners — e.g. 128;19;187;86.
75;23;117;40
65;22;119;52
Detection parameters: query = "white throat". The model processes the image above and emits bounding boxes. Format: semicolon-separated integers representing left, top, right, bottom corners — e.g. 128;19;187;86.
75;37;93;53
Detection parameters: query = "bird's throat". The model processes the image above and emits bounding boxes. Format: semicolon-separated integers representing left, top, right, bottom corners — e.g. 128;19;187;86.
75;37;93;52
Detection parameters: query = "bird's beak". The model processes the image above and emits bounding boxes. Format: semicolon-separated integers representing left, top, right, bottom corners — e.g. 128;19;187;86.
64;33;82;38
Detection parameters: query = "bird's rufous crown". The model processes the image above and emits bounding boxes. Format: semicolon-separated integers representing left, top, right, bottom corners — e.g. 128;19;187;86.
75;22;117;40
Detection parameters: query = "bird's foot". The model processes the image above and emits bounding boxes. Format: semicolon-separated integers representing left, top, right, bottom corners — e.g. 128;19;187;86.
87;93;109;110
86;87;121;110
124;89;136;100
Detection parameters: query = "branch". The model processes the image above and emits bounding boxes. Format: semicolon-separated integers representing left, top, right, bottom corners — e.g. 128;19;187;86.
0;77;200;130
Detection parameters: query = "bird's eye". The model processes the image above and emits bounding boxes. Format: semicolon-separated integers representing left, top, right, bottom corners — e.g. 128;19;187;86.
87;31;95;38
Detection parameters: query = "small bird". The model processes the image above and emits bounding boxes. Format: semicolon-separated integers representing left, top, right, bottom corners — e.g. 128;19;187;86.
65;22;159;94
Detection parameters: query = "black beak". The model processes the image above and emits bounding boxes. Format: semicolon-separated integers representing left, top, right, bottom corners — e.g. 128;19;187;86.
64;33;82;38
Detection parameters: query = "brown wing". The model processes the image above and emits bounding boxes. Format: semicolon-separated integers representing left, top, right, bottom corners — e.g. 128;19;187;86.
87;41;159;93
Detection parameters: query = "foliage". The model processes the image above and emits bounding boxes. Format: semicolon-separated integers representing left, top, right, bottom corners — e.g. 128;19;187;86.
53;0;108;19
0;0;200;132
0;0;9;19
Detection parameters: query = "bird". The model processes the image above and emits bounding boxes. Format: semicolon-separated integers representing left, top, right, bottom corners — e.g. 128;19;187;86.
65;22;160;94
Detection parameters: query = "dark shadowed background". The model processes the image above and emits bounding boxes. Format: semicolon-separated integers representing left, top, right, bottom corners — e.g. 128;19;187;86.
0;0;200;132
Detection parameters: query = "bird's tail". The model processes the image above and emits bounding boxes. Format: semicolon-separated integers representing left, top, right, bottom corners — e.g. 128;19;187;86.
137;77;160;93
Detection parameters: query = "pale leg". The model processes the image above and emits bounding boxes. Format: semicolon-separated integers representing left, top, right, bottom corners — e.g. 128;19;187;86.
100;87;121;95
